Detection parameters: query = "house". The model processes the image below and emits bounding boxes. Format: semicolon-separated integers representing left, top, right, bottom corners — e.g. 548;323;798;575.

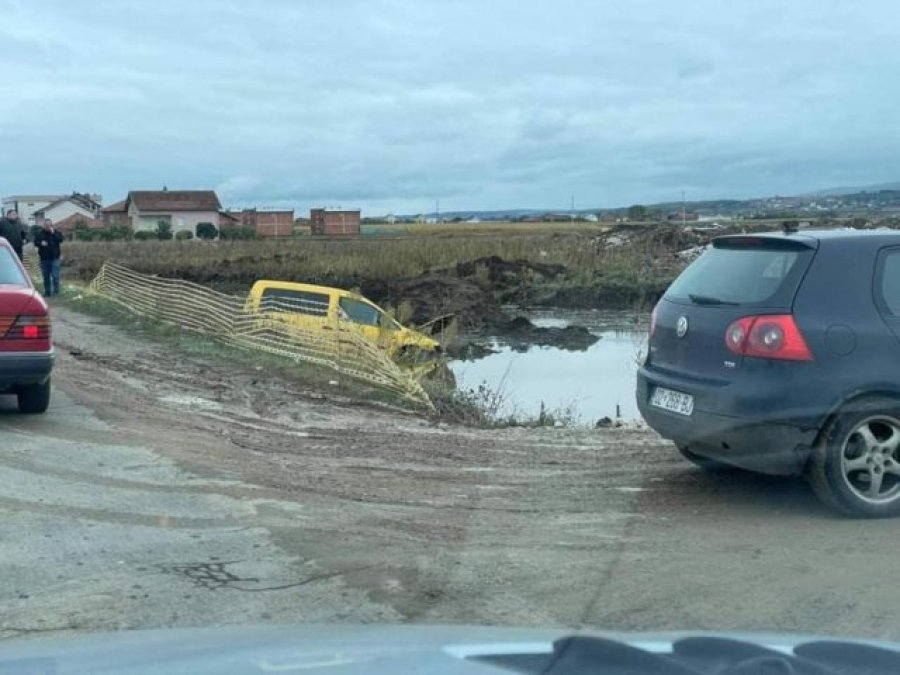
310;208;361;236
53;213;103;236
34;193;102;227
218;210;240;228
104;190;222;235
101;199;130;228
3;194;66;225
230;208;295;238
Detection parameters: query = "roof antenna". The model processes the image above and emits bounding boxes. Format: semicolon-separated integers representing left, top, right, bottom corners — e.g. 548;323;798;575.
783;220;799;234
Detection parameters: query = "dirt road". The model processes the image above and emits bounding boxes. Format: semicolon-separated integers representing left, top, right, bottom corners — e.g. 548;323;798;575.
2;305;900;641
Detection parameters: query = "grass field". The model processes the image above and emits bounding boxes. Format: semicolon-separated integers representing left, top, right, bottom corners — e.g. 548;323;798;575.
61;223;686;314
64;232;656;284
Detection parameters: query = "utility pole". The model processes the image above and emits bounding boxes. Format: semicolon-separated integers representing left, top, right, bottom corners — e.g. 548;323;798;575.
571;193;575;223
681;189;686;228
436;199;440;223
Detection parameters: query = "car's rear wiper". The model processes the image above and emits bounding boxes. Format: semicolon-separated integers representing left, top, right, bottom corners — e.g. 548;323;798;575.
688;293;738;306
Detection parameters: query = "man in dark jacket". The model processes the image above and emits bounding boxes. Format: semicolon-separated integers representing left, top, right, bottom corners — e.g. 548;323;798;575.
0;209;27;260
34;219;64;296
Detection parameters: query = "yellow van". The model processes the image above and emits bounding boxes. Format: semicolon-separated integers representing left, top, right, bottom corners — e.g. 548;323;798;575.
245;280;441;359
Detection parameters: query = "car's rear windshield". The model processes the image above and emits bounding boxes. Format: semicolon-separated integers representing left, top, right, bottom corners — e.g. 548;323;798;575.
259;288;329;316
666;240;814;307
0;246;27;286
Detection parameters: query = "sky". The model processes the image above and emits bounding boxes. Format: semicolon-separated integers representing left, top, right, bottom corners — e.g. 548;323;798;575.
0;0;898;215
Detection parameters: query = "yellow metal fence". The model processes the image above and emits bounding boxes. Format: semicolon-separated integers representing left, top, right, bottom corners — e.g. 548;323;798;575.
84;262;433;409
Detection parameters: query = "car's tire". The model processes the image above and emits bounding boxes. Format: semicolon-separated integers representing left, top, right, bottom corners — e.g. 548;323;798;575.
676;444;734;472
17;379;51;414
807;397;900;518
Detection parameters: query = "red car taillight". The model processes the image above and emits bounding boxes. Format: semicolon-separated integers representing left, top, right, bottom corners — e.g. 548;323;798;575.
3;316;50;341
725;315;812;361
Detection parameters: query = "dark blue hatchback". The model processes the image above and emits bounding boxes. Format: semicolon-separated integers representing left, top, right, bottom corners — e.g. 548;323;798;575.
638;228;900;517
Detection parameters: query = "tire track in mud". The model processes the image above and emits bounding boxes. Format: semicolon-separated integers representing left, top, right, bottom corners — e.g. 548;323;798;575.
41;305;664;626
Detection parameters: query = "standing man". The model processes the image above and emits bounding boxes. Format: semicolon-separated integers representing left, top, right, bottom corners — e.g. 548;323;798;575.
34;219;63;296
0;209;27;260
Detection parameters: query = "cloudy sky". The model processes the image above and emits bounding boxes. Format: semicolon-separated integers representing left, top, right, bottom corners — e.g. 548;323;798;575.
0;1;897;215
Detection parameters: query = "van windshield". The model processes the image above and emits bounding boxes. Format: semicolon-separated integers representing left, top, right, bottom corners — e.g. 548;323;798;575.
666;242;814;307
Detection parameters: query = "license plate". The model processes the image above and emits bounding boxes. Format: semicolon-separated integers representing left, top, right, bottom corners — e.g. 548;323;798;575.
650;387;694;416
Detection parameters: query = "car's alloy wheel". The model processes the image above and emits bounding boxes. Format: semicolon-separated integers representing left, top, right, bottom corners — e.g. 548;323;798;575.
808;397;900;517
839;416;900;504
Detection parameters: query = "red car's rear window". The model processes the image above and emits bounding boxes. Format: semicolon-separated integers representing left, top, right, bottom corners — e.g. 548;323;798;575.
0;246;27;286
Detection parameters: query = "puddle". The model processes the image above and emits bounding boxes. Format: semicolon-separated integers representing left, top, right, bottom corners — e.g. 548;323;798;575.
451;310;647;424
158;394;223;411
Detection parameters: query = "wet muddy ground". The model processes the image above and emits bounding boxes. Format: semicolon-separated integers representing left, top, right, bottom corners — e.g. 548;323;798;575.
4;305;900;642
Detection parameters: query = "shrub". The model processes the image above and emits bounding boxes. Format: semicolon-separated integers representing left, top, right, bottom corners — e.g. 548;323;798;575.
156;220;173;240
196;222;218;240
94;225;133;241
74;229;97;242
134;230;156;241
219;224;258;240
108;224;133;240
175;230;193;241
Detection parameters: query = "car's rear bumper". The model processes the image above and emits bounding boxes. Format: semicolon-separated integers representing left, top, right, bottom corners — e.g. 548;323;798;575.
636;366;820;475
0;350;54;391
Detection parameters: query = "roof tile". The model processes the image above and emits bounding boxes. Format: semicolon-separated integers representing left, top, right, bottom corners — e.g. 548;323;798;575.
129;190;221;212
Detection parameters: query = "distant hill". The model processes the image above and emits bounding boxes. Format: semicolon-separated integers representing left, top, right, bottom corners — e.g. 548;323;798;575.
799;181;900;197
382;180;900;221
394;208;596;221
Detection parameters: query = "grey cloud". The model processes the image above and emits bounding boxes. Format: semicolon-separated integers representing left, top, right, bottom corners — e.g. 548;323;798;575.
0;0;898;213
677;61;714;81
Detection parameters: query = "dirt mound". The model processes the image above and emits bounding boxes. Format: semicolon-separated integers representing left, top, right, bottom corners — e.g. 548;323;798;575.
366;256;570;332
494;316;599;351
644;225;709;250
456;255;566;287
595;223;714;252
392;274;506;329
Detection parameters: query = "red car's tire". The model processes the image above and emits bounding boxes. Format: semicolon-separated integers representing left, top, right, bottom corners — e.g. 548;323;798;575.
17;379;50;414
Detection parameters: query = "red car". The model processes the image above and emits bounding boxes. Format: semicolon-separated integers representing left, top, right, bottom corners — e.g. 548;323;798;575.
0;238;53;413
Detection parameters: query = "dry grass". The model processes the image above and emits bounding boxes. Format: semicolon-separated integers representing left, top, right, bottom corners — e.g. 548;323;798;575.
63;234;605;284
61;226;682;313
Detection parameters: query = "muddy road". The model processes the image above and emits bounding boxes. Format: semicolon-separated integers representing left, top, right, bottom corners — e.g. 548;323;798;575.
2;306;900;641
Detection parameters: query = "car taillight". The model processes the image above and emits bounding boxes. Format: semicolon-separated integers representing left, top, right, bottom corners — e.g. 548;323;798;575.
649;304;659;338
724;315;812;361
3;316;50;340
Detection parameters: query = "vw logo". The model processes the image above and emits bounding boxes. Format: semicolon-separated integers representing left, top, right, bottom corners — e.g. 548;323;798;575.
676;316;689;338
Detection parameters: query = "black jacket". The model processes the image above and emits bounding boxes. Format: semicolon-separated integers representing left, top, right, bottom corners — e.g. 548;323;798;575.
34;228;63;261
0;218;25;259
